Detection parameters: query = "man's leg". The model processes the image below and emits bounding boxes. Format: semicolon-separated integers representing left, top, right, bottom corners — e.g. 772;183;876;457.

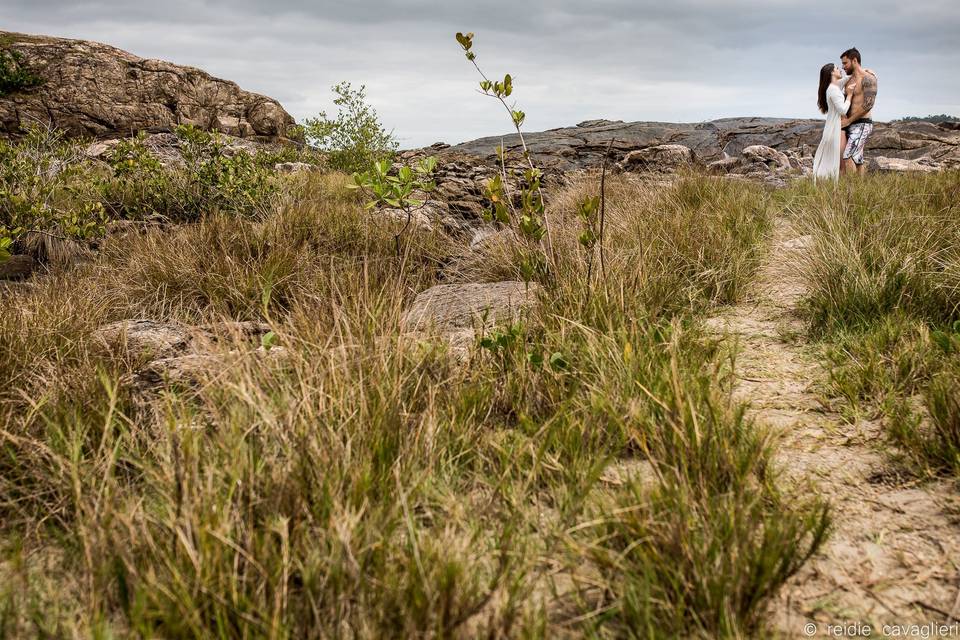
853;123;873;176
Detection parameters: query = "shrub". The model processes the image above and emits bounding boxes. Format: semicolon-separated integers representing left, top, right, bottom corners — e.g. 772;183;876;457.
0;49;42;96
302;82;398;173
0;125;107;258
102;125;278;221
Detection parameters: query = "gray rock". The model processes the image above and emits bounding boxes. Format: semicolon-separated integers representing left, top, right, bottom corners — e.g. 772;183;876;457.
867;156;939;173
401;281;542;333
92;319;193;360
92;318;272;360
274;161;319;174
741;145;791;171
436;117;960;172
619;144;695;172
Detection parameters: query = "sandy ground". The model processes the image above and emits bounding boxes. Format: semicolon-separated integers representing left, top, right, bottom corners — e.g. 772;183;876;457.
706;217;960;638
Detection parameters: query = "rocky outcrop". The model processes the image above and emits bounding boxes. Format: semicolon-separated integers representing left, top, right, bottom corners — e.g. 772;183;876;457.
401;281;542;334
867;156;940;173
0;31;296;140
93;319;272;360
618;144;696;172
442;117;960;172
400;280;543;361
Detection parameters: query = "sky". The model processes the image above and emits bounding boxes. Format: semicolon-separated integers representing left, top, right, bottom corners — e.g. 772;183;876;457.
5;0;960;148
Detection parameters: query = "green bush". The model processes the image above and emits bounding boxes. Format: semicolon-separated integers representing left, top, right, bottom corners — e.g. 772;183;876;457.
0;49;42;96
303;82;398;173
103;125;278;221
0;126;107;258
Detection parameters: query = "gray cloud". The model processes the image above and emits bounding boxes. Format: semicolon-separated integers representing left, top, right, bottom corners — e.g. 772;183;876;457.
5;0;959;146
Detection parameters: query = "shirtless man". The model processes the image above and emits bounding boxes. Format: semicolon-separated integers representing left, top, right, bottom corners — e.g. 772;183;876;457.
839;47;878;176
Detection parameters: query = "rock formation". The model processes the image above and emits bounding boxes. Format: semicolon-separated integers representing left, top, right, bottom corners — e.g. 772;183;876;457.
442;117;960;172
0;31;296;140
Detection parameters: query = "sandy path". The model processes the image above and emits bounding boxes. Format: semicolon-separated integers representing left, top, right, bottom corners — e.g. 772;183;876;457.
705;216;960;637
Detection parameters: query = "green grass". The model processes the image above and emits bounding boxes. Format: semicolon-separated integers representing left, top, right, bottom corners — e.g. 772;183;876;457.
0;166;829;638
784;171;960;475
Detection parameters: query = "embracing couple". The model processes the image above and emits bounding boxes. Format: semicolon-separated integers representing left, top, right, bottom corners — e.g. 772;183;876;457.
812;47;878;181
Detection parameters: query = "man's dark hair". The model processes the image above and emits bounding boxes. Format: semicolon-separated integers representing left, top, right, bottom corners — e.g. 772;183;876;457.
841;47;861;64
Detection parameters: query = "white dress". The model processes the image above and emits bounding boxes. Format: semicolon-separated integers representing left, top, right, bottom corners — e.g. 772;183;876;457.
812;79;851;181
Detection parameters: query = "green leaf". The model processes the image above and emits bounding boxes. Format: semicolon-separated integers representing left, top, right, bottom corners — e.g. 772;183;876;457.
549;352;569;371
261;331;278;351
456;32;474;50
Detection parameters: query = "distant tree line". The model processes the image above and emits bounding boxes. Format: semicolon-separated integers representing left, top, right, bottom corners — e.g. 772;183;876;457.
893;114;958;123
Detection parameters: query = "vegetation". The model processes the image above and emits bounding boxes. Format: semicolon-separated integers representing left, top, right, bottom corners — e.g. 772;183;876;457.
0;120;838;637
892;114;958;124
303;82;398;174
0;49;42;96
783;172;960;474
7;34;959;635
0;125;295;262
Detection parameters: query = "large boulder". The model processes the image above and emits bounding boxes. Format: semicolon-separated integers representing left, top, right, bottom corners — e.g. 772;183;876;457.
0;31;296;141
867;156;939;173
619;144;695;172
741;145;791;170
400;280;543;361
401;281;542;333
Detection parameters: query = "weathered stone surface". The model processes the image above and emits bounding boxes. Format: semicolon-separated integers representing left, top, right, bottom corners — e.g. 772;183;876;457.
619;144;695;172
92;318;271;360
439;117;960;172
401;281;542;333
134;346;286;387
93;319;194;360
867;156;939;173
274;161;319;174
741;145;791;170
1;31;296;140
0;255;37;280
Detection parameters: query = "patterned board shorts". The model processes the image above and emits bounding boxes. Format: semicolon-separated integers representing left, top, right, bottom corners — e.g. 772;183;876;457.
843;121;874;165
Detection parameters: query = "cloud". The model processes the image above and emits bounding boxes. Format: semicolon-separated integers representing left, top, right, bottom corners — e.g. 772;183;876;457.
5;0;959;146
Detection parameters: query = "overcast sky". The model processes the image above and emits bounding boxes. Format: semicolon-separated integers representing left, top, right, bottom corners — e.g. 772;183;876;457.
6;0;960;147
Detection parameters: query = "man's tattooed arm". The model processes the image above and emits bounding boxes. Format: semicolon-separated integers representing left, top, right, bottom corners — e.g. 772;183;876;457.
861;74;877;112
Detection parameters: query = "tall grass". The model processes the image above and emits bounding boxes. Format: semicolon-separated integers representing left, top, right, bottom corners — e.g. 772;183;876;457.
0;171;827;638
786;171;960;473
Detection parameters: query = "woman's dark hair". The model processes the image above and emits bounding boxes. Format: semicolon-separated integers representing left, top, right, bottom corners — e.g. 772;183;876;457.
818;63;834;114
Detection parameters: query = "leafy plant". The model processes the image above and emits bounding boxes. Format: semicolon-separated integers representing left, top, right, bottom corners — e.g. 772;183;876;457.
303;82;398;174
0;49;42;96
103;126;277;221
456;32;554;281
350;156;437;255
0;125;106;259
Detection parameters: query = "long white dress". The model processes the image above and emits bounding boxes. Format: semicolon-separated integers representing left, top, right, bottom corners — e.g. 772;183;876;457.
812;80;851;181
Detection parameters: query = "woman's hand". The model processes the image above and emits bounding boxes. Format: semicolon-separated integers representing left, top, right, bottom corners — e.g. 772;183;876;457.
845;82;857;96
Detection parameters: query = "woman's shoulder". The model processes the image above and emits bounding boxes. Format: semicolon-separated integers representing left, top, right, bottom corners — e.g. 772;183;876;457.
827;83;843;95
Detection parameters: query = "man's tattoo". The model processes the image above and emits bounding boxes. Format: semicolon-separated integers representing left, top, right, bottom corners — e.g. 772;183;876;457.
861;75;877;111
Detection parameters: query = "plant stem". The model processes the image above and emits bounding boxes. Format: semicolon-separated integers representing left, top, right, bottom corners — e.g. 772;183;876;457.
599;138;614;287
468;58;554;267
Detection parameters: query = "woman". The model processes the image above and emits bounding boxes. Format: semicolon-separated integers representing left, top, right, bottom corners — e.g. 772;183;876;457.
812;63;853;181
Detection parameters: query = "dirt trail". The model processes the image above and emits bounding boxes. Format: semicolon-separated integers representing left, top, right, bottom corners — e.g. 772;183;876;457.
705;217;960;637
